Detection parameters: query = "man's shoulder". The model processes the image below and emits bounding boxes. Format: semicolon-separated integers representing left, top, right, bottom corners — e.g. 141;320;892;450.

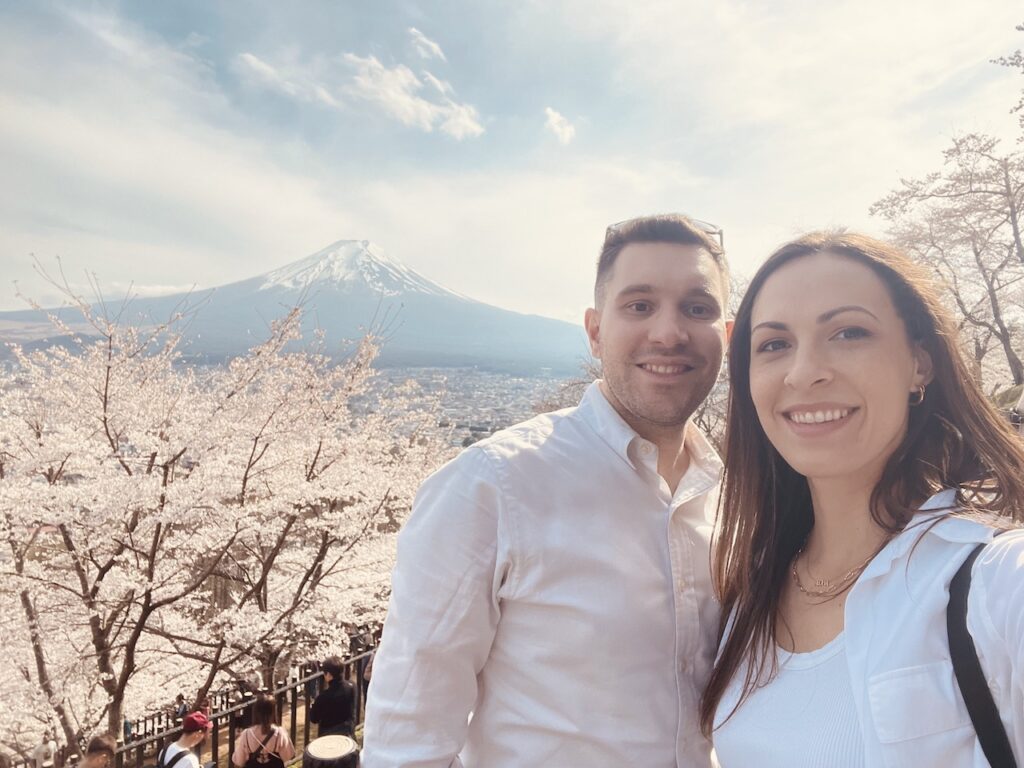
462;404;587;463
161;744;198;768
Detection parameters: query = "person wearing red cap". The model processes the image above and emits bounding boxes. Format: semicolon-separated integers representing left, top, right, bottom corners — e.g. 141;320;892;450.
157;712;212;768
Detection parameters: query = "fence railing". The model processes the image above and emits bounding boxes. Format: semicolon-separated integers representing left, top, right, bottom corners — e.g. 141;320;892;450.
17;651;374;768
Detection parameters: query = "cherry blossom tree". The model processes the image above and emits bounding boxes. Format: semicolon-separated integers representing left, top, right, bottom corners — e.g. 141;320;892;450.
0;284;447;754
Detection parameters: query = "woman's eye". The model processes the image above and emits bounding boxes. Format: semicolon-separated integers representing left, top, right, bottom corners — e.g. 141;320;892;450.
755;339;789;353
833;326;870;341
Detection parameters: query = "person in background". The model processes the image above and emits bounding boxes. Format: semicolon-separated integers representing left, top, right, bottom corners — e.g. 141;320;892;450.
173;694;188;720
197;696;211;719
309;656;355;737
231;696;295;768
79;735;116;768
156;712;211;768
32;733;56;768
363;214;730;767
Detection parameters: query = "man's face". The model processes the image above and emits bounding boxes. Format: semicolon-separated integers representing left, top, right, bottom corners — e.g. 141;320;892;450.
585;242;727;437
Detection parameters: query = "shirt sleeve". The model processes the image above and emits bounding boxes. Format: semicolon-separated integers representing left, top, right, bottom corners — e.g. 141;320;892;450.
970;529;1024;763
361;446;509;768
274;729;296;763
308;691;321;724
231;729;251;767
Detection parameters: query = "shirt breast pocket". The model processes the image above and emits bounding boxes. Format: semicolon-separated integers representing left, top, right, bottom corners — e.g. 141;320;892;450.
868;661;973;767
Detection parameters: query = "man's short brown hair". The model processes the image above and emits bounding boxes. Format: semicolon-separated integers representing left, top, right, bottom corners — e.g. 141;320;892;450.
595;214;728;305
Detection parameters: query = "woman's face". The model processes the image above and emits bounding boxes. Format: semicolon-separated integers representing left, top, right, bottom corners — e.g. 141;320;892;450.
748;252;932;486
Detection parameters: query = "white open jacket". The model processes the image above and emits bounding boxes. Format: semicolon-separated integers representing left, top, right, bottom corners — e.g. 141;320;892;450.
720;490;1024;767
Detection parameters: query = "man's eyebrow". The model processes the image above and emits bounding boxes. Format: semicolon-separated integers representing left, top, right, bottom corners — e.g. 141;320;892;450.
751;305;879;334
615;284;656;297
615;284;721;302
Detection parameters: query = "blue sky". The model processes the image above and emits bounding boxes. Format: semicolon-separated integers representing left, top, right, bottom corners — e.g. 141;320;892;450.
1;1;1022;323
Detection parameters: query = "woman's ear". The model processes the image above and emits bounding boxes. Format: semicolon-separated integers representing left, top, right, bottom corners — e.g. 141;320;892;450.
912;343;934;387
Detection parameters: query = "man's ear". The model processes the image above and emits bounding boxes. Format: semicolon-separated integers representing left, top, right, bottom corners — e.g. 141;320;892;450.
584;307;602;359
725;319;735;343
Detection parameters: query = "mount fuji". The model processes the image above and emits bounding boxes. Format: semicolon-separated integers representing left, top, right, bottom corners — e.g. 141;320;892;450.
0;240;591;374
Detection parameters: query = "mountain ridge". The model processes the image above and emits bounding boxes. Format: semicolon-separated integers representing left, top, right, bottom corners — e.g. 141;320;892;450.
0;240;590;375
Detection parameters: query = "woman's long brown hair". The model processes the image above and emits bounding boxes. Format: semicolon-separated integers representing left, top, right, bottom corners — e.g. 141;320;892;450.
699;231;1024;736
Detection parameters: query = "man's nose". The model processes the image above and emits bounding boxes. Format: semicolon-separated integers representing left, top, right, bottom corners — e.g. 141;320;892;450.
647;310;691;347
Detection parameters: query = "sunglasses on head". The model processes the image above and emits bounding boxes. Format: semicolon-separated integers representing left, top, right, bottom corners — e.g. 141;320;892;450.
605;214;724;248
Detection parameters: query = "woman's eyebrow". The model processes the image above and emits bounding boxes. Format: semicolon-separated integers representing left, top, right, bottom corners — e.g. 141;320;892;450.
817;305;879;323
752;305;879;334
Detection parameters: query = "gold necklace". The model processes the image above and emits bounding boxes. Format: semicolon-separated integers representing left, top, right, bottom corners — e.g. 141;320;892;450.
790;543;885;600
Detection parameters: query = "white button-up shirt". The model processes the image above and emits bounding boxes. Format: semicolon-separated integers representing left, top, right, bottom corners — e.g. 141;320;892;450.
716;489;1024;767
362;382;722;768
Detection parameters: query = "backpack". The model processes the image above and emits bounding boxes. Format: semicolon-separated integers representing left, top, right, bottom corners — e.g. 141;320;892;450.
243;727;284;768
156;747;189;768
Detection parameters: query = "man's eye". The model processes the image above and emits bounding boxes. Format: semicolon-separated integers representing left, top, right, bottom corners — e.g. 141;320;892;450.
627;301;652;313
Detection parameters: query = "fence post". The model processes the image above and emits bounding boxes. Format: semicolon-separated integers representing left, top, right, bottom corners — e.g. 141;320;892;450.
289;683;298;746
210;712;220;768
302;681;312;747
227;702;237;762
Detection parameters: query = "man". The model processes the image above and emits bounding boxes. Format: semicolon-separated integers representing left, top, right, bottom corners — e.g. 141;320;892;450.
309;656;356;737
362;214;730;767
156;712;212;768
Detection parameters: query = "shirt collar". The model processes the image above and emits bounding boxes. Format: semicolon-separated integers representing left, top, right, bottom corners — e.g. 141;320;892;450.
858;488;996;584
575;381;639;466
574;380;723;483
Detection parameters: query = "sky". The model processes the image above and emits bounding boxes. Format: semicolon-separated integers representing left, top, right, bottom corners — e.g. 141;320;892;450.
1;1;1022;324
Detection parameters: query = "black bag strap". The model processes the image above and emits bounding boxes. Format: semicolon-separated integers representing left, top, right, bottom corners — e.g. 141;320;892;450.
947;538;1018;768
157;748;189;768
248;727;277;758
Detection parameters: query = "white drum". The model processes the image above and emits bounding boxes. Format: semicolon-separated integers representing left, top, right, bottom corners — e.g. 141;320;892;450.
302;735;358;768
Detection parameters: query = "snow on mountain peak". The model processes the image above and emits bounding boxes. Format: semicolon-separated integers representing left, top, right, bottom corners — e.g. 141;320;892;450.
259;240;459;298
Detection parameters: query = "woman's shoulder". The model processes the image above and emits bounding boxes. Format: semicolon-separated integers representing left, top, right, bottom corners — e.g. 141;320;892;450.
973;527;1024;581
968;527;1024;646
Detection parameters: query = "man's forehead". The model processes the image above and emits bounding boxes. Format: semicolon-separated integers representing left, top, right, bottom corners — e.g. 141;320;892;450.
608;243;725;297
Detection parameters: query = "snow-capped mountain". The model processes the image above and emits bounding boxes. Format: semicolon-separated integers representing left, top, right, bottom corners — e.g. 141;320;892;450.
0;240;590;374
259;240;462;299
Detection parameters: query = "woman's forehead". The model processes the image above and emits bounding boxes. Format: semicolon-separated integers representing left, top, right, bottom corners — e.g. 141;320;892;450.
752;252;896;324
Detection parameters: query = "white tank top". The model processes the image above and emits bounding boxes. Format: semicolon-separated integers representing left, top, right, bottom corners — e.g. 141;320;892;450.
713;632;866;768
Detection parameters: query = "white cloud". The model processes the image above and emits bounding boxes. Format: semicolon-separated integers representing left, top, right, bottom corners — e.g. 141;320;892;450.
0;11;359;308
234;52;341;108
422;71;454;97
544;107;576;145
408;27;446;62
343;54;483;139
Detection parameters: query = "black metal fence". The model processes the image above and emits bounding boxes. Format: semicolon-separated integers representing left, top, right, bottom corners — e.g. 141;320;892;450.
16;651;374;768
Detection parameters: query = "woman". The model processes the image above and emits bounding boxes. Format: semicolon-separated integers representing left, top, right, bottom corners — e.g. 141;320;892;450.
702;231;1024;766
231;696;295;768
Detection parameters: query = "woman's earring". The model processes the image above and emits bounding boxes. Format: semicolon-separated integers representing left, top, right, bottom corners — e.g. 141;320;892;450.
909;384;926;407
